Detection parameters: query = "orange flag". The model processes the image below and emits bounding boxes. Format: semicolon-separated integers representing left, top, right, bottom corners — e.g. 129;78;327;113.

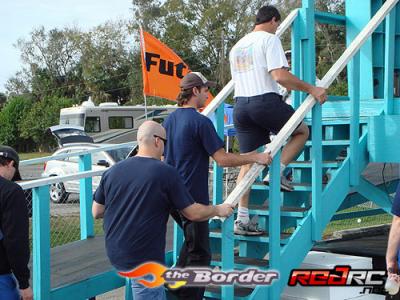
140;29;213;104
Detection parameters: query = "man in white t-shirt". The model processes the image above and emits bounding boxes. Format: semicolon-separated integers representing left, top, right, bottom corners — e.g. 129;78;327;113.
229;5;327;235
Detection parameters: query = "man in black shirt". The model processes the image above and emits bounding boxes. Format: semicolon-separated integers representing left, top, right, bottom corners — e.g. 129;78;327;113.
92;121;234;300
0;146;32;300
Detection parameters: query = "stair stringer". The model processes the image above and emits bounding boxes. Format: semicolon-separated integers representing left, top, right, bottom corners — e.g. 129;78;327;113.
249;133;370;299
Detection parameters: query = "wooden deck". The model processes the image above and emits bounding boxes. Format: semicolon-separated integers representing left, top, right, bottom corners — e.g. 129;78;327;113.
29;218;175;290
50;236;110;288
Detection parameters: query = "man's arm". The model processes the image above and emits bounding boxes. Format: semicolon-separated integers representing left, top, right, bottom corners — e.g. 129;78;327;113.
92;201;105;219
212;148;272;167
387;215;400;272
181;203;234;222
270;68;327;104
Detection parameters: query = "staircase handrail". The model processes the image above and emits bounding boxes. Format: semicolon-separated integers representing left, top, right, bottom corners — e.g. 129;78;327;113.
222;0;400;209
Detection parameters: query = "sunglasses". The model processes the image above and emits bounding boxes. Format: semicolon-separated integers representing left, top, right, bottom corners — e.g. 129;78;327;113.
153;135;167;144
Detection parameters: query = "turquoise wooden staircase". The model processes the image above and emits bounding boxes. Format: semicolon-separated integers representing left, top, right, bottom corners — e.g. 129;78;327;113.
170;1;400;299
205;118;394;299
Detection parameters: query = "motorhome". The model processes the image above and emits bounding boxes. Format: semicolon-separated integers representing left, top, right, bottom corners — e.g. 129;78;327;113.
59;98;177;143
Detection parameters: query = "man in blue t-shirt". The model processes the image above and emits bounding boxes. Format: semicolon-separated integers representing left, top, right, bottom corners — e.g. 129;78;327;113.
386;183;400;277
93;121;234;300
163;72;272;300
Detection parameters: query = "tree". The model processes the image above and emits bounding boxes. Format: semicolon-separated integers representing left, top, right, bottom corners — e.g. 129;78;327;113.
132;0;268;88
7;22;137;104
19;96;77;151
0;96;34;150
5;70;31;97
10;26;85;99
79;20;135;104
0;93;7;108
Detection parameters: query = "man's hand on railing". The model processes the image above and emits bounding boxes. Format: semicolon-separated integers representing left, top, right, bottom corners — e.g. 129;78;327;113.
310;86;328;104
216;203;235;218
253;151;273;166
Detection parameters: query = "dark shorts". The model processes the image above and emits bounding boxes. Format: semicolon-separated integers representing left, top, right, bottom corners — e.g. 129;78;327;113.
233;92;295;153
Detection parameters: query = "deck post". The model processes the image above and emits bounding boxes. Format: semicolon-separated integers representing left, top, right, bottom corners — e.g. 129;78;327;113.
32;185;51;300
300;0;323;241
79;154;94;239
125;278;133;299
346;0;374;99
212;103;224;206
291;13;301;109
384;9;396;115
213;103;234;299
349;52;361;186
268;150;281;299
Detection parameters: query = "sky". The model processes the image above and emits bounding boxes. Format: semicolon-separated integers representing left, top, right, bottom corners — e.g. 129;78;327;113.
0;0;133;93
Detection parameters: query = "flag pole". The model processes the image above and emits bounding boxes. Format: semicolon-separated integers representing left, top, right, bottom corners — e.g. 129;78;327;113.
139;26;148;120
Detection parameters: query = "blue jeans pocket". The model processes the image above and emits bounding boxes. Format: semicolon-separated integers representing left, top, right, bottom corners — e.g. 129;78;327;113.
0;274;19;300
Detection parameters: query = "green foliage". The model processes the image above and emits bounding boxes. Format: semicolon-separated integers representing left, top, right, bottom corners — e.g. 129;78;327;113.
79;21;135;104
7;22;135;104
0;93;6;108
133;0;267;87
3;20;137;150
328;80;348;96
13;27;86;100
19;97;78;150
0;96;34;149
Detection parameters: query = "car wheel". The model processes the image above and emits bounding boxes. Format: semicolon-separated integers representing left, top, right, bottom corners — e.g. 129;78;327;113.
49;182;69;203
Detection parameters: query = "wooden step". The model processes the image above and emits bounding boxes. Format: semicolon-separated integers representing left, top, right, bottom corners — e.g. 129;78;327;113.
252;182;313;192
205;285;254;299
209;229;291;244
303;117;369;126
287;160;340;168
305;139;350;146
247;204;309;217
211;253;269;269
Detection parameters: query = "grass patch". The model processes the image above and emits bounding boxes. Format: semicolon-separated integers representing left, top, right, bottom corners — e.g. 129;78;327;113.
324;214;392;237
323;205;392;237
284;208;392;238
29;217;104;248
20;152;52;160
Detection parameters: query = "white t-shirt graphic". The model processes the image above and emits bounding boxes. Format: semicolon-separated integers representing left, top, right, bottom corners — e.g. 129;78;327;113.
229;31;288;98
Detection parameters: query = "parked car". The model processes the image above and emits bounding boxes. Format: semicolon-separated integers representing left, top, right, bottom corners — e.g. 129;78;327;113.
42;125;137;203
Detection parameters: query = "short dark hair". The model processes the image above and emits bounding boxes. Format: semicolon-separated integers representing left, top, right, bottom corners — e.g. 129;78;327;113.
255;5;281;25
0;157;12;167
176;86;202;107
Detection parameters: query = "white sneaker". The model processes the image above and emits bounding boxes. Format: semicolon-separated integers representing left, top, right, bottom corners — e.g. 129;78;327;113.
263;173;294;192
234;219;264;236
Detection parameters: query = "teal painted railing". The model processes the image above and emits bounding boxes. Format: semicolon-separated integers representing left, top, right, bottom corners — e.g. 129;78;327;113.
19;143;136;300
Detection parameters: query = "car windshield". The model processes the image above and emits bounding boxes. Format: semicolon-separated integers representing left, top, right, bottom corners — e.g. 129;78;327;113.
106;147;132;162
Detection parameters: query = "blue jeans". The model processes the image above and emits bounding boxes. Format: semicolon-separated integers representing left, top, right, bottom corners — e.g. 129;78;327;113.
131;275;166;300
0;274;19;300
